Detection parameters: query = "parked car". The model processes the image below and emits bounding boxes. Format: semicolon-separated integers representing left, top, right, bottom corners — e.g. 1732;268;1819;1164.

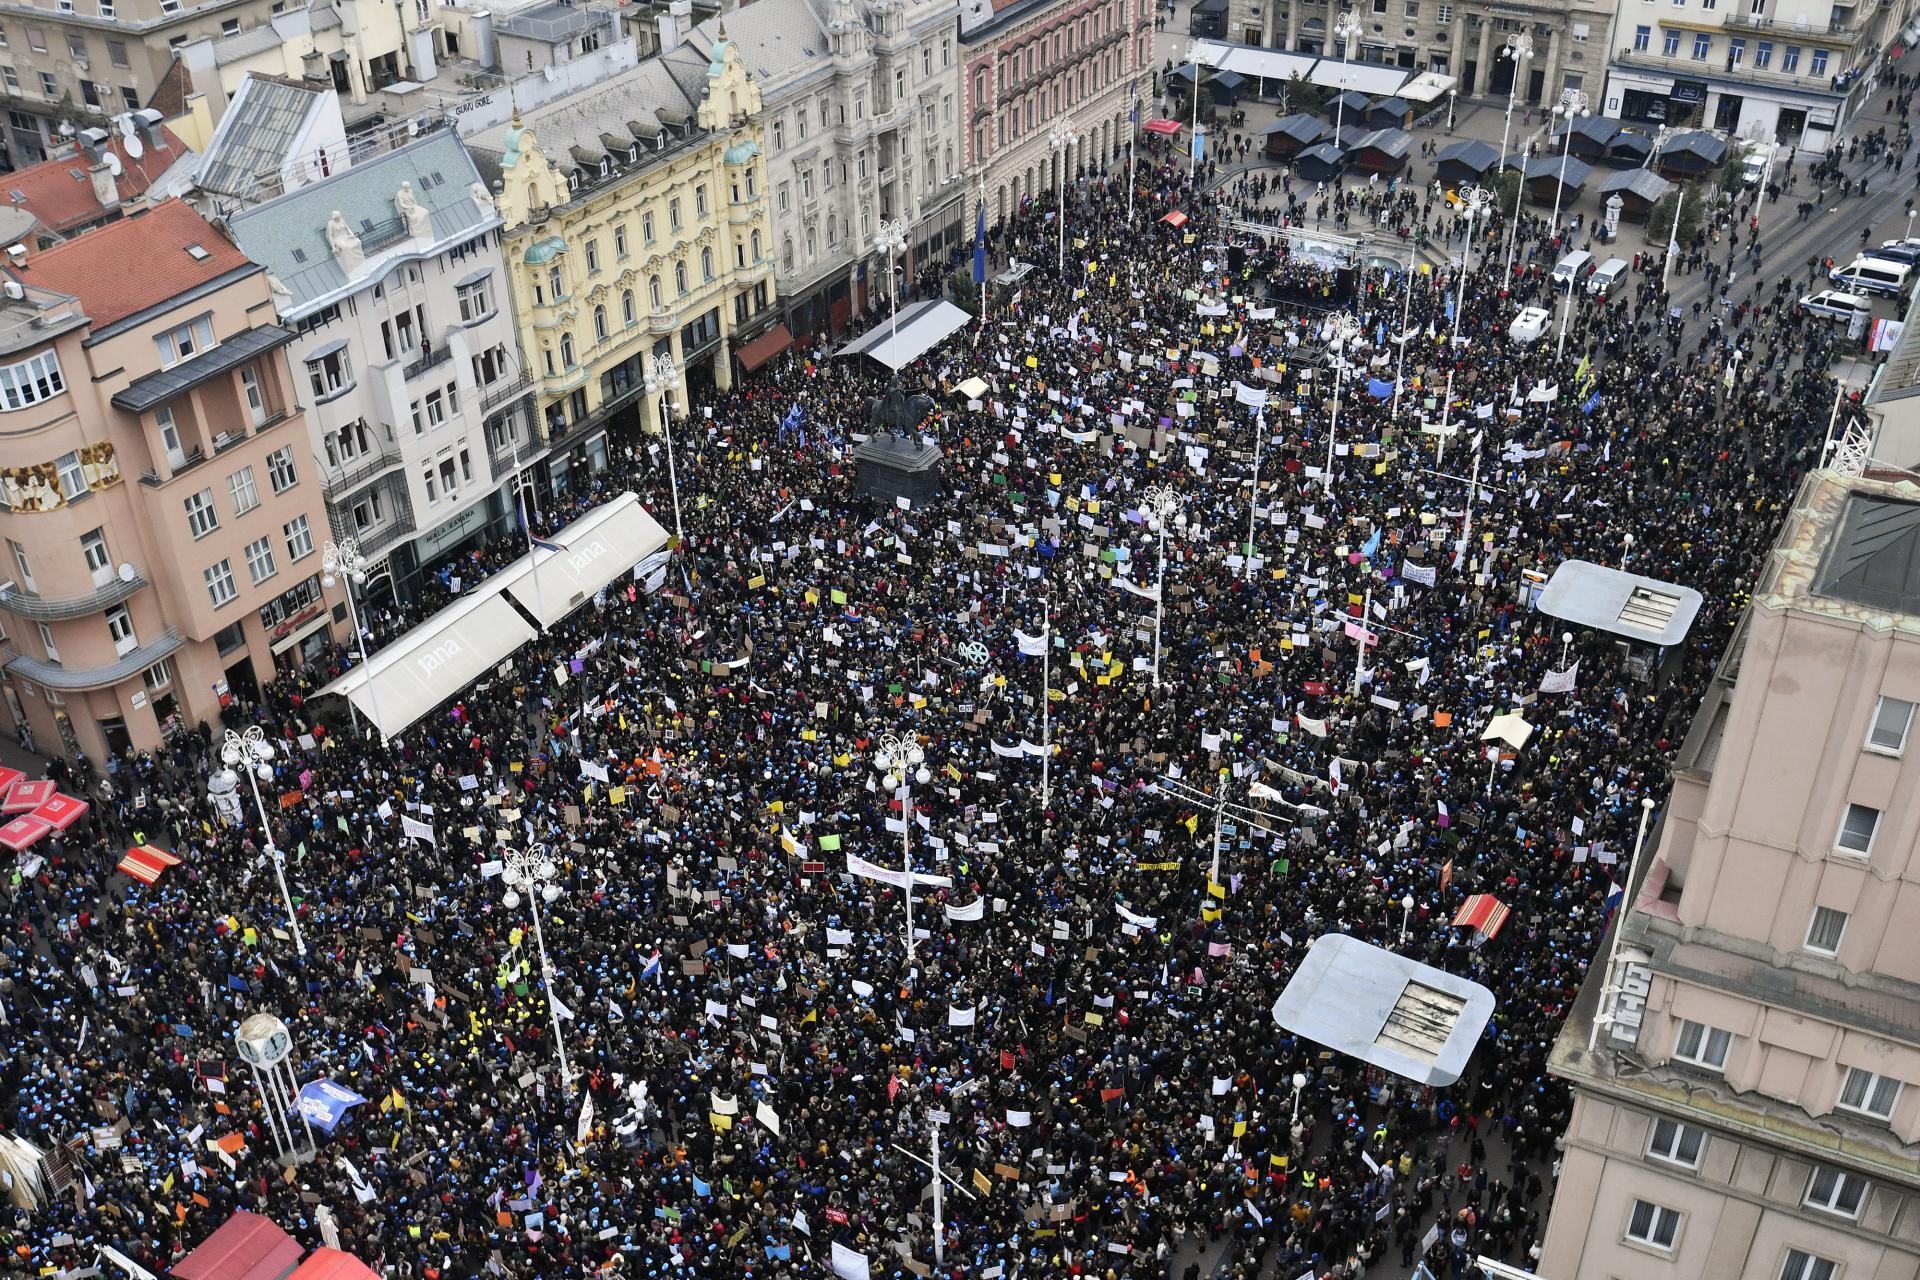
1549;250;1594;289
1828;255;1912;296
1588;258;1630;298
1797;289;1873;323
1872;237;1920;266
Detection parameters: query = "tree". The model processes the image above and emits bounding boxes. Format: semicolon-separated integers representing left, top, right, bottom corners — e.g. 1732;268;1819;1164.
1486;167;1523;220
1280;74;1328;117
1647;182;1703;252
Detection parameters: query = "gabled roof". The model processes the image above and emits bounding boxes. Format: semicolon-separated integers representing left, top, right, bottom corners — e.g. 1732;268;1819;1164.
1516;155;1592;186
1433;138;1498;171
466;50;708;172
18;200;255;331
197;74;331;201
1352;127;1411;159
1370;95;1411;115
1264;112;1329;142
1598;167;1672;201
1;126;187;237
1814;494;1920;615
1552;114;1623;146
171;1211;303;1280
1659;130;1730;164
225;130;495;315
1296;142;1346;166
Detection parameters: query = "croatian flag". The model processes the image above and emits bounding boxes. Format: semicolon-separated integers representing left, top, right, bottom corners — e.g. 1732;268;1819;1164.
1604;879;1624;920
641;950;663;983
518;489;564;554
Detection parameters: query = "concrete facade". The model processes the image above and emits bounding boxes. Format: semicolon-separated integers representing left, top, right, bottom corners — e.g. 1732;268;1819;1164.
961;0;1151;231
1542;467;1920;1280
0;201;336;762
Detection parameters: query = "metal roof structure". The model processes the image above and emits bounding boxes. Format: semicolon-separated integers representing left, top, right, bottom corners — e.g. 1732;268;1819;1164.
196;75;330;201
1270;933;1495;1087
1535;559;1704;647
1813;493;1920;615
1598;167;1673;201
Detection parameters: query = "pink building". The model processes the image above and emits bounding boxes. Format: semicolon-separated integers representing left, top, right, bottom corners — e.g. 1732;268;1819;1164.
0;200;336;762
959;0;1153;229
1543;468;1920;1280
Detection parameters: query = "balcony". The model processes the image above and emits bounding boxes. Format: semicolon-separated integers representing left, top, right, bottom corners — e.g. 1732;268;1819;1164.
648;308;678;335
1718;9;1856;36
139;446;207;487
320;442;405;498
482;372;534;414
0;572;148;622
3;626;183;692
401;342;454;382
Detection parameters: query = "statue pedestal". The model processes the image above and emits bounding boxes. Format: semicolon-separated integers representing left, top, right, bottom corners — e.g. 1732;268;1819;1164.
852;434;944;510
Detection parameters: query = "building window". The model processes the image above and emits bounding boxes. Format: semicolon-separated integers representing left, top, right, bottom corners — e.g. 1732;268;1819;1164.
38;72;54;98
80;528;109;580
669;198;682;230
184;489;219;538
204;559;238;608
307;347;352;398
142;658;172;691
243;535;276;585
1728;36;1744;63
1755;40;1772;67
1672;1019;1731;1071
622;289;636;326
1805;906;1848;955
675;262;688;295
283;514;314;562
351;491;384;533
1803;1166;1867;1219
594;304;608;341
1836;803;1879;855
695;185;708;217
0;350;65;410
585;239;600;273
701;246;714;282
1867;695;1915;753
1663;30;1681;54
1625;1200;1679;1250
227;466;259;516
1634;24;1651;49
1811;48;1828;75
266;446;298;494
456;276;494;323
8;538;31;590
1837;1067;1902;1120
1781;1252;1837;1280
54;450;86;499
105;604;136;654
154;314;215;367
1646;1118;1704;1169
560;333;575;369
547;266;564;300
1783;45;1801;72
36;622;57;662
643;212;655;243
1691;32;1710;58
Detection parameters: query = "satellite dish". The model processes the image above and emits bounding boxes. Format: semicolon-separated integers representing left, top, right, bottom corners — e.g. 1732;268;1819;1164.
124;130;144;159
105;152;122;177
117;562;137;583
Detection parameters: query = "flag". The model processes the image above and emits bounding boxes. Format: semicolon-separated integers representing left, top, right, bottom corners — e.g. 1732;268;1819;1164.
972;200;987;284
1436;801;1450;829
1366;377;1395;399
1605;879;1624;919
1328;758;1342;793
518;488;564;554
1014;629;1048;657
1361;527;1383;561
1116;577;1161;602
640;950;662;983
1580;390;1602;415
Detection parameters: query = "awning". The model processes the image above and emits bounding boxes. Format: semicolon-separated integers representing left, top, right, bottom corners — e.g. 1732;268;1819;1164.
1143;118;1184;135
1186;38;1318;83
321;592;538;741
284;1249;380;1280
835;299;972;371
504;491;672;629
1160;210;1190;227
1308;61;1408;96
736;323;795;372
174;1213;306;1280
0;766;22;799
4;779;54;813
117;843;182;885
1452;894;1511;942
0;814;49;851
32;793;87;829
1398;70;1457;104
1536;559;1702;646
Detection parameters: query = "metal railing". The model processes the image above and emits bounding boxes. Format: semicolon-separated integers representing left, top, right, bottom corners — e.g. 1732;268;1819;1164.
138;446;206;487
2;626;182;691
1719;9;1857;35
401;342;454;381
0;571;148;622
320;442;404;498
482;372;534;413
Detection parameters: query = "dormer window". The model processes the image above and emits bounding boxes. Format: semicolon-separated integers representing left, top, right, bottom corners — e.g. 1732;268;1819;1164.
599;157;611;177
629;146;640;164
568;171;582;192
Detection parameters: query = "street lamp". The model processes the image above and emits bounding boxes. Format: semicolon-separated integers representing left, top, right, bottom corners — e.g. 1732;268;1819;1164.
321;537;381;741
1400;892;1416;944
1144;485;1179;689
641;353;686;550
234;1012;314;1165
1048;116;1077;274
1549;87;1591;238
1321;315;1361;494
875;731;931;965
1331;14;1361;141
499;845;573;1094
1497;33;1534;283
221;727;305;957
873;218;909;359
1290;1071;1308;1124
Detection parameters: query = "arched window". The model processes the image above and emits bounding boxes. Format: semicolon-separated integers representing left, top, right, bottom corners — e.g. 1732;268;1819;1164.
560;332;575;368
782;235;794;271
805;227;815;259
648;275;663;309
827;215;837;248
548;266;564;299
593;304;608;341
750;229;762;261
622;289;636;326
675;261;688;294
701;247;714;281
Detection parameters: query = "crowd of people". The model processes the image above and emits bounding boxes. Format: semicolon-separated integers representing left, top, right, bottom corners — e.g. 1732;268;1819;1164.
0;131;1858;1280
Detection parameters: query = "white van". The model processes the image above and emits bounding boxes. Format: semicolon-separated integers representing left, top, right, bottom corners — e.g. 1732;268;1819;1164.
1797;289;1873;323
1588;258;1630;297
1550;250;1595;288
1508;306;1552;344
1829;255;1912;297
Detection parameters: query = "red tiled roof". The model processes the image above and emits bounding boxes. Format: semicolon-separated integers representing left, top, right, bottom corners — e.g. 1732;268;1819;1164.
4;126;187;237
19;199;255;329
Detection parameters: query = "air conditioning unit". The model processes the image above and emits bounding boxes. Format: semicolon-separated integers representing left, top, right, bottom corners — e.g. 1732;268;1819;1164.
3;281;23;300
5;245;26;266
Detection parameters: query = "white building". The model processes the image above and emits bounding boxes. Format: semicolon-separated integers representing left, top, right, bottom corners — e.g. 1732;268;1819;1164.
225;129;536;607
689;0;967;344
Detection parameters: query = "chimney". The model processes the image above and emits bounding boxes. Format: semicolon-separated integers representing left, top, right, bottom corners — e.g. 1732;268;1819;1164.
89;160;119;211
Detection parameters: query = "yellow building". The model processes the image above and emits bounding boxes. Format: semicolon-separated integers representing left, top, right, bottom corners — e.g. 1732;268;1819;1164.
467;35;778;498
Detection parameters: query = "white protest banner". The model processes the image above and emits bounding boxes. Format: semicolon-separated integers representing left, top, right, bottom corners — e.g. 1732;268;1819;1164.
755;1100;782;1136
1400;561;1437;587
847;852;953;890
831;1242;872;1280
1116;901;1157;930
401;816;436;845
1540;661;1580;694
948;1004;977;1027
946;898;985;922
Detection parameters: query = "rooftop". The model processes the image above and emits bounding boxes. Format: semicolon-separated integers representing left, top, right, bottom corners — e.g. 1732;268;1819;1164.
15;200;255;332
1758;468;1920;634
1813;492;1920;613
494;0;605;44
0;125;187;238
196;74;333;202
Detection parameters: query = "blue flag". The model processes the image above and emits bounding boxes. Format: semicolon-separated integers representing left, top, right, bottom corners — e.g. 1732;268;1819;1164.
1366;378;1395;399
1580;390;1602;414
1361;526;1383;561
518;489;564;554
693;1176;712;1197
972;199;987;284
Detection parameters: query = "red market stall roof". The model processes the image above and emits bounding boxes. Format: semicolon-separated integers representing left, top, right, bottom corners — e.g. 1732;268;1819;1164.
33;793;87;829
285;1250;380;1280
0;814;50;851
0;766;24;798
1160;210;1190;228
119;844;183;885
3;779;54;813
171;1211;303;1280
1143;118;1184;135
1452;894;1510;941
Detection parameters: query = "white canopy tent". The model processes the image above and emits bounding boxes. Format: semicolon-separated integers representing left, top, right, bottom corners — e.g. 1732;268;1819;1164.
1398;71;1457;104
1187;38;1319;85
1306;60;1408;96
836;299;973;370
320;591;538;741
505;491;672;629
